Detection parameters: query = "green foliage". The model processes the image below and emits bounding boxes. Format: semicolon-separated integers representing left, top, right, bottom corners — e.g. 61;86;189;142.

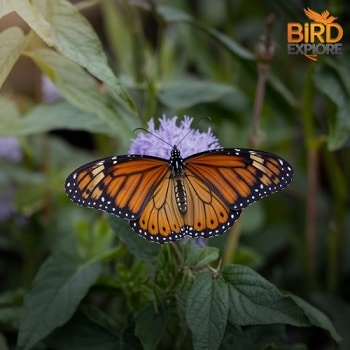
17;252;103;350
0;0;349;349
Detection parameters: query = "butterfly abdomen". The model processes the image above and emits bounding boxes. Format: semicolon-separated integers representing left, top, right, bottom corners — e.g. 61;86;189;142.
175;179;187;213
169;146;188;214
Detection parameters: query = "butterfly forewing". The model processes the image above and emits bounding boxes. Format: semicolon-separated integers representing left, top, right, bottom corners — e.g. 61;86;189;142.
65;155;169;219
185;148;293;210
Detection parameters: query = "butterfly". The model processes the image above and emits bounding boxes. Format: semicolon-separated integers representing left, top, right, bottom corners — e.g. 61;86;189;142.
65;146;293;243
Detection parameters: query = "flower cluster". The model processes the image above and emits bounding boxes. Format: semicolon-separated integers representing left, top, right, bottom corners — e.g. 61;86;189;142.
128;115;221;158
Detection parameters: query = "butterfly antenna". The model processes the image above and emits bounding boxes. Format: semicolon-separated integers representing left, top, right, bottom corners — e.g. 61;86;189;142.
176;116;212;147
133;127;173;148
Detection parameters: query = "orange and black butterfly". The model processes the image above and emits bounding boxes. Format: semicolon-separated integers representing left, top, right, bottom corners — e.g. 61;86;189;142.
65;146;293;243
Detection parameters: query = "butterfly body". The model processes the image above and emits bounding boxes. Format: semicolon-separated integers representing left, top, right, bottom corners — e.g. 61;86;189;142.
65;146;293;243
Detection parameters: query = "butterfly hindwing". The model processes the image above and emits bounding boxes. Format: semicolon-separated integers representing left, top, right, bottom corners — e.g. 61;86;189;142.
130;175;241;243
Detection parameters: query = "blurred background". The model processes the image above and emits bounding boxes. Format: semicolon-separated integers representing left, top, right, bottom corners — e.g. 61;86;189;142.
0;0;349;349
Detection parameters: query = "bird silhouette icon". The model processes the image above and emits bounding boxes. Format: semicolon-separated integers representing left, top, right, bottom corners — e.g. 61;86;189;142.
304;8;338;25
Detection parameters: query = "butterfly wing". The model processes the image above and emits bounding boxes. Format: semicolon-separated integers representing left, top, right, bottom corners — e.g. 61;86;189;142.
65;155;169;220
130;174;241;243
65;148;292;244
130;176;185;242
184;148;293;210
182;175;242;238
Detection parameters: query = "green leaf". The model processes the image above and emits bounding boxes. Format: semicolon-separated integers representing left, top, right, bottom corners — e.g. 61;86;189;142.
0;0;13;16
2;0;52;44
313;55;350;150
17;251;102;350
156;4;193;22
0;27;27;89
27;48;137;145
157;5;254;61
221;265;341;344
135;303;167;350
14;0;134;110
101;0;133;76
0;96;21;134
290;294;342;345
222;265;309;326
108;216;161;262
190;246;219;268
46;307;119;350
183;242;219;268
0;306;21;329
233;246;263;269
328;104;350;150
186;272;228;350
4;101;115;136
312;294;350;350
159;81;236;110
194;24;255;61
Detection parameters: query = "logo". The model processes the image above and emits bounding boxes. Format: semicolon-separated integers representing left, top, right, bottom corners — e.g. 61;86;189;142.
287;8;343;61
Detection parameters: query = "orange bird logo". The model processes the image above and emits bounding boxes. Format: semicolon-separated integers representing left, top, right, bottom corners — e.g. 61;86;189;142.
304;8;338;25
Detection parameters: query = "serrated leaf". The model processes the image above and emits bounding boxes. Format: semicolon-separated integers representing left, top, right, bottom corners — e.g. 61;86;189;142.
290;294;342;344
0;27;27;89
135;303;167;350
17;251;102;350
221;265;341;344
186;272;228;350
222;265;309;326
108;216;161;262
159;81;236;109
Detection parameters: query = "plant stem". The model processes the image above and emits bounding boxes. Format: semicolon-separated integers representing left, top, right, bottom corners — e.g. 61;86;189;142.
305;148;318;273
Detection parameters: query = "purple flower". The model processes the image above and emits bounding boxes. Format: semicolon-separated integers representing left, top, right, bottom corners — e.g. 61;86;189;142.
0;137;22;162
129;115;221;158
41;75;61;102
